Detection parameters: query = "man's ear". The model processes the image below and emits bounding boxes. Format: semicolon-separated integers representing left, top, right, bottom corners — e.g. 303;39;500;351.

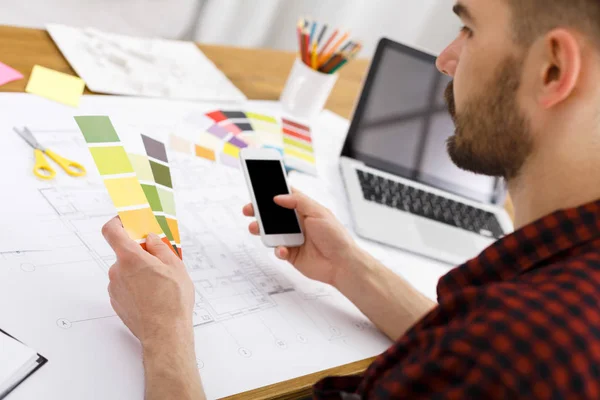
538;29;582;108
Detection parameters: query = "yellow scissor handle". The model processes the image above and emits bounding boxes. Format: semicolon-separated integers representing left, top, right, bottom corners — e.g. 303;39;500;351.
44;149;87;177
33;148;56;180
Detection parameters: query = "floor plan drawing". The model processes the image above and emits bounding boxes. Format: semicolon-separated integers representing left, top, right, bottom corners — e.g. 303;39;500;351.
0;94;411;400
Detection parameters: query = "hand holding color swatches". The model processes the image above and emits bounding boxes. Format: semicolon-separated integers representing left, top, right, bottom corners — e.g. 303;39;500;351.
74;116;179;256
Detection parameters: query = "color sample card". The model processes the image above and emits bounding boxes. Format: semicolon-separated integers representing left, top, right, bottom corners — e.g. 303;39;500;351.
170;110;313;174
26;65;85;107
129;152;178;258
282;117;317;175
0;61;24;87
141;135;182;257
74;116;175;253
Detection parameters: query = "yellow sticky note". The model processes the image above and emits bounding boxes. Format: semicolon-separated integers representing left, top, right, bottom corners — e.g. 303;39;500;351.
25;65;85;107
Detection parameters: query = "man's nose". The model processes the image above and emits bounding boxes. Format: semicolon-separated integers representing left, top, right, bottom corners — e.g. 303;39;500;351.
436;39;461;77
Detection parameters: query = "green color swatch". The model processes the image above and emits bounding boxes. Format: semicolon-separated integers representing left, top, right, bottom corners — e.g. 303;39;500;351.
157;187;175;215
75;116;120;143
155;215;175;244
149;161;173;188
141;184;163;211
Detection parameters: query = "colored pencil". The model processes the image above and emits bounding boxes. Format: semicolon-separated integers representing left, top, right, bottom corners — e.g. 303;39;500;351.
339;41;354;53
304;29;311;66
295;18;359;74
317;29;338;59
296;18;304;59
328;59;349;74
300;29;307;65
319;32;349;66
319;53;345;73
316;25;328;47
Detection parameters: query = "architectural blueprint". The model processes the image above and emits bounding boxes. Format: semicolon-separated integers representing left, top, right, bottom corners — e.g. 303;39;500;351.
0;94;449;399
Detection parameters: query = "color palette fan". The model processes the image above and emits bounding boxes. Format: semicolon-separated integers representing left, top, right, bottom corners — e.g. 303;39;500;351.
75;116;181;257
170;109;316;175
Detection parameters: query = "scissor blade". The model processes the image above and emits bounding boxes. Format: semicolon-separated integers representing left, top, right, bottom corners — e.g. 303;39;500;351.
14;127;42;150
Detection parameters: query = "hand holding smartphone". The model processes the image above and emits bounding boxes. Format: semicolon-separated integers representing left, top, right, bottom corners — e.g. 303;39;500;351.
240;148;305;247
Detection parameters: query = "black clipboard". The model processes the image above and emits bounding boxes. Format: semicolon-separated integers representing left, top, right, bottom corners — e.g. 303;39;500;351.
0;329;47;400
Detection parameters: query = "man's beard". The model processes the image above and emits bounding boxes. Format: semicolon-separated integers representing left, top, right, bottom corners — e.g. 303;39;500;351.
444;57;533;180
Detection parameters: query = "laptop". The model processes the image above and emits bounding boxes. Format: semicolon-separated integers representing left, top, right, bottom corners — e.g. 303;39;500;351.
340;38;514;265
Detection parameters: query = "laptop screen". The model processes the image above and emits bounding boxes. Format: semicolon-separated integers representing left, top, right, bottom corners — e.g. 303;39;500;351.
341;39;504;204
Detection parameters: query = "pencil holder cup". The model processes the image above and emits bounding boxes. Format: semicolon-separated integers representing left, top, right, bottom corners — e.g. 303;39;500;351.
280;58;339;120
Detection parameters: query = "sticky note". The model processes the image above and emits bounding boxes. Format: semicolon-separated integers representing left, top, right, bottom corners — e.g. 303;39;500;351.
0;61;23;87
26;65;85;107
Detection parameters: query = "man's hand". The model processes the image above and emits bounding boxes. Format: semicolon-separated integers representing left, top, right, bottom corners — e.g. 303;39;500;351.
243;190;436;341
102;217;195;347
243;190;360;286
102;217;205;400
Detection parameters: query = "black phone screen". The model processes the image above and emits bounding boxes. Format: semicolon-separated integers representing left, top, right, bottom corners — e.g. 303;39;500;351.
246;160;301;235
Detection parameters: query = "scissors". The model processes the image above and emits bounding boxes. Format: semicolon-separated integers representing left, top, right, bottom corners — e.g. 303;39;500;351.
14;127;87;180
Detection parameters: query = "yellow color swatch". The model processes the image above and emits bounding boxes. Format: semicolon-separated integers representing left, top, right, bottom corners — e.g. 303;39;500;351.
166;217;181;243
25;65;85;107
118;207;163;241
104;177;149;208
222;142;240;158
284;137;313;153
89;146;134;176
284;148;316;164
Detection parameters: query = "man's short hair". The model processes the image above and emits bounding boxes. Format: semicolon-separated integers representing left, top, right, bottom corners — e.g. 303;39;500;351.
508;0;600;47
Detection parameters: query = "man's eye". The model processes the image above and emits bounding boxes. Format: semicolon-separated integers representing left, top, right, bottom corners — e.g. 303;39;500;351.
460;26;474;38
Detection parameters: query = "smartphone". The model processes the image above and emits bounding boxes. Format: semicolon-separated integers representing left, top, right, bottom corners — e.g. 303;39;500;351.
240;148;305;248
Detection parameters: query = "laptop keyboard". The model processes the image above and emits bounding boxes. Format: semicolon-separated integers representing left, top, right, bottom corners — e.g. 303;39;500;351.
357;170;504;239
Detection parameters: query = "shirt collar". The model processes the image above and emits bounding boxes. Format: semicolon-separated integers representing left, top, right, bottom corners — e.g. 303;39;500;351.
438;199;600;298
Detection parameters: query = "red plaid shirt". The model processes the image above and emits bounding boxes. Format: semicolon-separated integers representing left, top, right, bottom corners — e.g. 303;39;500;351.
314;200;600;399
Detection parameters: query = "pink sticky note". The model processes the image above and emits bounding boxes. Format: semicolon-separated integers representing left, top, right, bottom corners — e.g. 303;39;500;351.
0;61;24;86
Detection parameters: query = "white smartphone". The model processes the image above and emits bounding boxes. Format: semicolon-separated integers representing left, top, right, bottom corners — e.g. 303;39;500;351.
240;148;305;248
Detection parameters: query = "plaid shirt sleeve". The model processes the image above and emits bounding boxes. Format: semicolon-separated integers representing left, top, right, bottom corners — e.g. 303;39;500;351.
313;296;519;399
313;200;600;399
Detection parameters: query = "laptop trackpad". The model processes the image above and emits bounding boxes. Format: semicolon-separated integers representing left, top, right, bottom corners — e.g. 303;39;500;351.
416;220;478;259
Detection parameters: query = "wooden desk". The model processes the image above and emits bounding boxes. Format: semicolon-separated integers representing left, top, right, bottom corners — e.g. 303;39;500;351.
0;25;374;400
0;25;370;120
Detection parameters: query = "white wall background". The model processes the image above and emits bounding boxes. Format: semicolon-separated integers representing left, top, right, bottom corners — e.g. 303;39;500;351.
0;0;460;57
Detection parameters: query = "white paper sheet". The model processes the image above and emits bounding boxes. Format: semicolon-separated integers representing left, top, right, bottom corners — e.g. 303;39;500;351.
0;93;448;399
0;332;38;393
46;24;247;103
